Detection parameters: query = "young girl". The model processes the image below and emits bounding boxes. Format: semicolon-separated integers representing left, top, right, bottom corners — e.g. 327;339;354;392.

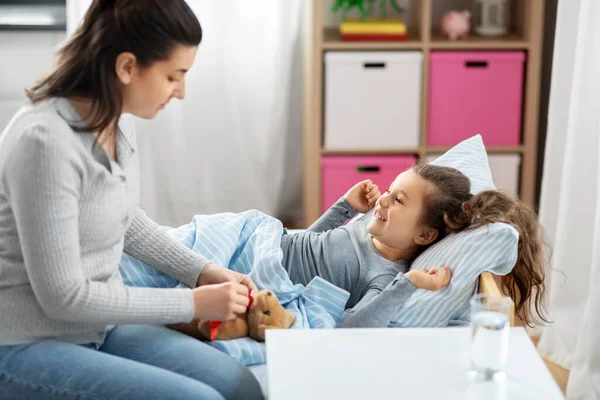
281;163;547;327
170;162;546;339
0;1;262;399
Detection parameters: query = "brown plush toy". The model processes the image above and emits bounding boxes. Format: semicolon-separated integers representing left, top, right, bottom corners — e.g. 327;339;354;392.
197;290;295;342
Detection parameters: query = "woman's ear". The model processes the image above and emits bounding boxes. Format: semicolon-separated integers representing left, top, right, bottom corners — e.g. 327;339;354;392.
115;52;137;85
415;227;438;246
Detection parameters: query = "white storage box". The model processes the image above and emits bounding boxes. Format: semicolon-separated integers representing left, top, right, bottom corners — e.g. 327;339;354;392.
426;153;521;195
324;51;423;150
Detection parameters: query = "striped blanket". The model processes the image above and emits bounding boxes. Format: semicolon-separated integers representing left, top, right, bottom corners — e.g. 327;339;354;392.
119;210;350;366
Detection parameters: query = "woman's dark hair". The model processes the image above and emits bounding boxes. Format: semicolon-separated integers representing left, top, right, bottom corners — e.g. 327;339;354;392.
27;0;202;137
412;163;549;327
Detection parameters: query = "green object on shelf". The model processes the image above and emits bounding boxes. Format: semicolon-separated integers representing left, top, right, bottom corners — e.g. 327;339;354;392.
380;0;405;20
331;0;370;21
331;0;405;21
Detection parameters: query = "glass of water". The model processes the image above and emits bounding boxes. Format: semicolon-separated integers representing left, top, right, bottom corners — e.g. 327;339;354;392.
469;293;513;381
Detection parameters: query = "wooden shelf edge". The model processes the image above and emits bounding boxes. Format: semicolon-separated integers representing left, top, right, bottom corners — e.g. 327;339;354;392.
323;27;423;50
322;28;531;51
322;41;425;50
322;39;424;50
429;32;530;50
427;145;525;154
322;40;529;51
321;146;524;156
429;41;530;50
322;148;420;155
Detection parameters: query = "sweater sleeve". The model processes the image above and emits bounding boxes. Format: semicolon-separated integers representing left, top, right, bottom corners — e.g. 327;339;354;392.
123;209;210;288
3;126;195;325
307;197;357;233
337;273;417;328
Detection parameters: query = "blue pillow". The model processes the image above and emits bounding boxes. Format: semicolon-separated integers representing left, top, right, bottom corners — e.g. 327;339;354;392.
429;134;496;194
389;135;518;327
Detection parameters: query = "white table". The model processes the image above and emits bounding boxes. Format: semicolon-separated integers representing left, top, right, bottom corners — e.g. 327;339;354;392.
265;327;564;400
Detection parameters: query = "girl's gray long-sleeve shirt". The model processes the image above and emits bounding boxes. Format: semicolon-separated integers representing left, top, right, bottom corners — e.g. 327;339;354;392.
280;198;417;328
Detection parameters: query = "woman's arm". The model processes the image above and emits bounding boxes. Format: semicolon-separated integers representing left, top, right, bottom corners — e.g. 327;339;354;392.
123;209;210;288
4;127;195;325
337;268;451;328
124;211;258;295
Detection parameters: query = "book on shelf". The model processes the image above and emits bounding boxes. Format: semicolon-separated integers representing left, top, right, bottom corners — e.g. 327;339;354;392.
340;33;408;41
340;18;408;41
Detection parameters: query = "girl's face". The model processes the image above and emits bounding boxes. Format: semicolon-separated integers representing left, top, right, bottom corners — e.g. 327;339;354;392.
367;169;438;253
119;44;198;119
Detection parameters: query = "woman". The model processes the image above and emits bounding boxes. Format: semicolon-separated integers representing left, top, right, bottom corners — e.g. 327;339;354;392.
0;0;263;399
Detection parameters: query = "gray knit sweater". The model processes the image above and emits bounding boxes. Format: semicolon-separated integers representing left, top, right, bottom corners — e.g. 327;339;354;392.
0;98;209;345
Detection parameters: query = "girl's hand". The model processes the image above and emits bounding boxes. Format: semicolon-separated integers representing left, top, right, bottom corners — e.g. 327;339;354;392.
405;267;452;291
344;180;381;213
196;263;258;297
191;282;250;321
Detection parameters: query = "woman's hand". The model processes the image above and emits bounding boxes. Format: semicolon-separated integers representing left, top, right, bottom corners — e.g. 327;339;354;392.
405;267;452;291
344;180;381;213
192;282;250;321
196;263;258;297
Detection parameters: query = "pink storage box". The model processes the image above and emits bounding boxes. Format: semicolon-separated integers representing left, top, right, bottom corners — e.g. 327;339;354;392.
428;51;525;146
321;155;416;213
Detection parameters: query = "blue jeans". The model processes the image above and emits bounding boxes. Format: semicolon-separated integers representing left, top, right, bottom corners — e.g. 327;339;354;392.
0;324;263;400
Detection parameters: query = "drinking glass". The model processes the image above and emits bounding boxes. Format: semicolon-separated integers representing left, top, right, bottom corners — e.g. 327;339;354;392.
469;293;513;381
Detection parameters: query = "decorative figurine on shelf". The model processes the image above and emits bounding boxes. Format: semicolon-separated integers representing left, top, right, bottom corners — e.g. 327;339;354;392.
440;10;471;40
473;0;509;36
332;0;408;41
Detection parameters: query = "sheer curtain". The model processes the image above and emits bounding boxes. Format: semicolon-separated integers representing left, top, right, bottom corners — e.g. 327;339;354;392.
67;0;304;227
537;0;600;398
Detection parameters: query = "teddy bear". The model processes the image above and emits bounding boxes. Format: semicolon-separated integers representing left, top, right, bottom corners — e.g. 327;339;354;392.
197;290;295;342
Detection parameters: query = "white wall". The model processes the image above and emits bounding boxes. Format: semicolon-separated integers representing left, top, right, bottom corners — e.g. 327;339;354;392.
0;31;66;129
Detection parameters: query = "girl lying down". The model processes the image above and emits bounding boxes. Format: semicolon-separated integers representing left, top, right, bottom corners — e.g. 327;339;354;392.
169;163;548;334
279;163;548;327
